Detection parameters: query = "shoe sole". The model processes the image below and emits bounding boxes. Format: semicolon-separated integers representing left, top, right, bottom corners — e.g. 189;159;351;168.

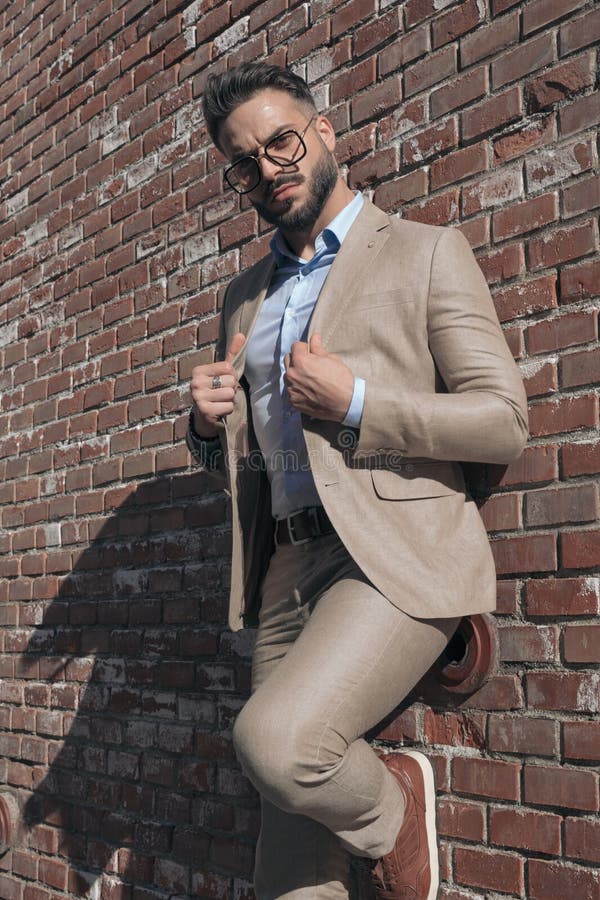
400;750;439;900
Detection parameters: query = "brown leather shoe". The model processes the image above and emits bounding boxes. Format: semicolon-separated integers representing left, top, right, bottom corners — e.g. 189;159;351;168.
371;750;439;900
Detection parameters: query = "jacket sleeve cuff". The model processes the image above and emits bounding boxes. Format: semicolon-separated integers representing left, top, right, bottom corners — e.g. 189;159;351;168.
186;410;224;471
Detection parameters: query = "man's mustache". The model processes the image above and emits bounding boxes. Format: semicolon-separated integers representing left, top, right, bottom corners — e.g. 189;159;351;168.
268;175;305;199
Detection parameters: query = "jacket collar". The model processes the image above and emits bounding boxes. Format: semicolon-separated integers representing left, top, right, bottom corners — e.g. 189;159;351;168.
230;196;390;369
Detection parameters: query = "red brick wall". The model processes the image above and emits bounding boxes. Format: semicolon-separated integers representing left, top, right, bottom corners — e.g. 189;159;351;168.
0;0;598;897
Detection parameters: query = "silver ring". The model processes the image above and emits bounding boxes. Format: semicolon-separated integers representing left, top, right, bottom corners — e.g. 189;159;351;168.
211;375;222;390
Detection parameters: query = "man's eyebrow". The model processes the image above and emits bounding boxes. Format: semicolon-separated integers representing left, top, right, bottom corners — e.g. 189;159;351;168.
230;123;298;163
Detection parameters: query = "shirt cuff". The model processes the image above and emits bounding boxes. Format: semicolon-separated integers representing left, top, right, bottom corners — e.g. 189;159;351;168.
341;377;365;428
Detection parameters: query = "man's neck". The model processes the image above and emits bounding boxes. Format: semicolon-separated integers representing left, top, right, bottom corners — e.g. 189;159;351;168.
280;180;356;261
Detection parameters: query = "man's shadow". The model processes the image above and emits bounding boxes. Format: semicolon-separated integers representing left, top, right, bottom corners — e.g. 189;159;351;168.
20;470;259;898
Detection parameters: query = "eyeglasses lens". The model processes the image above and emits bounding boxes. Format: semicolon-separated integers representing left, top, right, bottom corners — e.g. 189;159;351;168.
226;130;306;194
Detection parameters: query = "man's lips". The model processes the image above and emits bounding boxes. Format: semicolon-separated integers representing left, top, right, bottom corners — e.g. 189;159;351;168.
271;182;301;201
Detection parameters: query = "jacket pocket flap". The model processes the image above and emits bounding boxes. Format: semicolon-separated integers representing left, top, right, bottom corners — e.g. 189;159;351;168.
371;463;463;500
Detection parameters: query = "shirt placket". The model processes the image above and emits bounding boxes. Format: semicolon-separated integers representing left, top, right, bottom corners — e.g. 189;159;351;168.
280;266;313;494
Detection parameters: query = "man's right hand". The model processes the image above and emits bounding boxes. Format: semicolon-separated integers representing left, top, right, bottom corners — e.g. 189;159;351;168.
190;333;247;438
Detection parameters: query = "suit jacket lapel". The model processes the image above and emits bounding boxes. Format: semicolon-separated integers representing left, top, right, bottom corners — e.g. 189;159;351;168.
309;198;391;343
229;254;275;374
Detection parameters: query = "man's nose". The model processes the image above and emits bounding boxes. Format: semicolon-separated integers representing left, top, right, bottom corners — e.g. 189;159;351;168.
257;154;285;182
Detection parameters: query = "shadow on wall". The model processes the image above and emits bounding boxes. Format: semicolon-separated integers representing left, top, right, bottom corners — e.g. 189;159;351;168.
19;469;260;898
15;462;506;897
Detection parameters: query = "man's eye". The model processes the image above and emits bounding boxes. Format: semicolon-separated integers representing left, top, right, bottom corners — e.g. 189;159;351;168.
237;159;254;176
269;133;295;153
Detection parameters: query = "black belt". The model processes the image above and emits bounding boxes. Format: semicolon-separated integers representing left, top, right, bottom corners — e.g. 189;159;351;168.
276;506;335;545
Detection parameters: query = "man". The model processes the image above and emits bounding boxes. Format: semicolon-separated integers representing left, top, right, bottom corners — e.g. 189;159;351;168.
186;62;528;900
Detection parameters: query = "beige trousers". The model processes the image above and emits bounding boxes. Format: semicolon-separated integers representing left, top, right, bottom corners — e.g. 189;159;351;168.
233;533;458;899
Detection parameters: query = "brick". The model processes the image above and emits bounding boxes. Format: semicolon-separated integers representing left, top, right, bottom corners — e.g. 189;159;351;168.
288;19;330;62
560;90;600;137
454;846;524;894
372;169;428;212
488;713;559;756
353;7;402;58
378;97;428;144
527;671;600;715
494;114;556;163
560;258;600;302
403;189;460;226
525;483;599;526
493;444;558;487
527;309;598;355
493;192;558;241
404;45;456;98
461;10;520;66
526;54;595;113
523;356;557;398
480;486;523;532
493;274;557;322
526;576;600;616
523;0;586;33
437;798;485;841
331;0;377;36
404;0;444;27
462;85;522;142
423;710;486;749
529;859;600;900
560;7;600;55
492;32;555;90
561;348;600;389
453;757;521;801
529;393;598;437
525;137;594;191
379;26;430;77
563;624;600;664
528;762;594;817
561;528;600;570
528;221;596;269
562;441;600;477
564;815;600;863
491;532;557;575
456;215;492;248
490;806;562;854
348;148;399;190
498;623;559;662
430;141;488;190
432;0;484;48
563;174;600;218
402;118;458;165
351;75;402;125
330;57;376;104
430;66;487;117
463;164;523;216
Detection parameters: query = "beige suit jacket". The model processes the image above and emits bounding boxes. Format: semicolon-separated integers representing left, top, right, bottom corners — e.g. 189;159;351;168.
206;198;528;631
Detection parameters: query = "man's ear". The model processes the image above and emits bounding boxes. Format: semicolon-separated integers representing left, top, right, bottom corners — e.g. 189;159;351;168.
315;114;336;152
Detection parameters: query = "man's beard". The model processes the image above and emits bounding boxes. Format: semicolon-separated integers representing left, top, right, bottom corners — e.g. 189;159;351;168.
252;150;339;232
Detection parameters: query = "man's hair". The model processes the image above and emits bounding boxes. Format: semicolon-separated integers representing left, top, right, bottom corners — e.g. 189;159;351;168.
203;62;317;150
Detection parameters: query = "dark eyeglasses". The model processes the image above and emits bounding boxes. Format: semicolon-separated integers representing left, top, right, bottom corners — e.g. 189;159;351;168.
224;115;317;195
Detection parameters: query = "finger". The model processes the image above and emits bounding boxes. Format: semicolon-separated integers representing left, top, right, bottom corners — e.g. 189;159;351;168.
192;373;237;391
283;353;291;372
191;360;236;378
290;341;309;364
204;401;235;419
204;387;236;402
309;333;328;356
225;332;246;363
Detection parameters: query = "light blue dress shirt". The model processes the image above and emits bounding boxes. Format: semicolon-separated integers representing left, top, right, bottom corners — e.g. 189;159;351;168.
244;192;365;520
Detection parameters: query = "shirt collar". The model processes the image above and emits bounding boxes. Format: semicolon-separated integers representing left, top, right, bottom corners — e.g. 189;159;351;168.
270;192;364;268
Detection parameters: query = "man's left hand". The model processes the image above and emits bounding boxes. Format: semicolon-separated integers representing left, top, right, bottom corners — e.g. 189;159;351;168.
283;334;355;422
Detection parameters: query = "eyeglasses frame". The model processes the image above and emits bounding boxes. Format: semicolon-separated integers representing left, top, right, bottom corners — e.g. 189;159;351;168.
224;113;318;195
